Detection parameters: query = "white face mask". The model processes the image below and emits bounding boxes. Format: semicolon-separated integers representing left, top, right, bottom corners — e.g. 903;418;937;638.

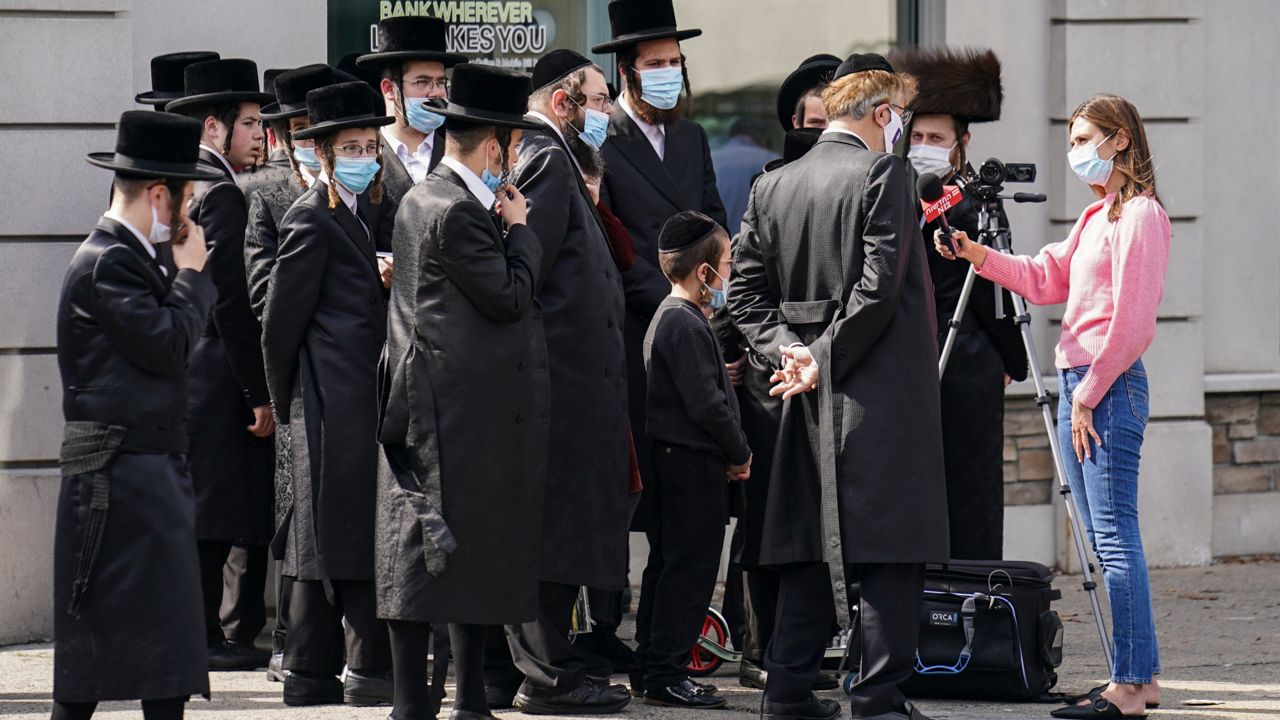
149;197;172;245
881;107;904;152
908;143;955;178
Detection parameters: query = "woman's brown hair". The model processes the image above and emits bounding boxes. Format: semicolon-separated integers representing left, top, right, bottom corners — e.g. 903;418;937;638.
315;134;385;210
1068;93;1162;221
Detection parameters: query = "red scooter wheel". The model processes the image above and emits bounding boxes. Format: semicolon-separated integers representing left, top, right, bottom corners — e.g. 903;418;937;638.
686;607;730;677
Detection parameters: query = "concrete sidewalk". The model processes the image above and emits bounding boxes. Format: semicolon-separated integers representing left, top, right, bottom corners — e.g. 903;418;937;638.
2;560;1277;719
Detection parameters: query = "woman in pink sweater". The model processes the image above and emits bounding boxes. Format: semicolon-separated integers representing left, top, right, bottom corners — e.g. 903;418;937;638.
936;94;1169;720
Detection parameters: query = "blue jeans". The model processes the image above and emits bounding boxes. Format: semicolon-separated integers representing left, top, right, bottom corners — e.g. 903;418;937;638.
1058;360;1161;684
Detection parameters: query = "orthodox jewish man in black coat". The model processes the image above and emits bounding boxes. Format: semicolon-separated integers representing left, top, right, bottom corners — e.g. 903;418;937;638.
496;50;634;714
887;46;1028;560
261;81;397;708
165;59;278;672
729;55;949;720
52;110;222;720
375;64;550;720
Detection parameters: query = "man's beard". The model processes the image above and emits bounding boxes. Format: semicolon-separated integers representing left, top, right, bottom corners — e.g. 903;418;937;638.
626;87;686;127
563;110;605;178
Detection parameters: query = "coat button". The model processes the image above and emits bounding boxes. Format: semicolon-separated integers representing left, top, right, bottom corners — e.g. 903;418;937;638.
515;414;523;424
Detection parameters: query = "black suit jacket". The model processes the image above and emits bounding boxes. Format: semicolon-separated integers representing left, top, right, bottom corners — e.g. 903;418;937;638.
56;217;215;431
600;106;727;529
730;132;948;567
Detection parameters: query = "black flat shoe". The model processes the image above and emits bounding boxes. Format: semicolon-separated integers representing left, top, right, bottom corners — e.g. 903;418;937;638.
812;671;839;691
761;694;841;720
1067;684;1160;709
208;640;271;670
514;677;631;715
1051;697;1147;719
643;680;727;709
283;671;343;706
345;668;394;706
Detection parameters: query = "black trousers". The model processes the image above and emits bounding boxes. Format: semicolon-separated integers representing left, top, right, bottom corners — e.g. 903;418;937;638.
505;581;611;696
633;443;728;691
845;563;925;718
586;587;623;634
272;568;292;656
283;578;391;675
762;562;835;703
196;540;234;646
220;543;268;644
483;624;525;692
742;566;780;665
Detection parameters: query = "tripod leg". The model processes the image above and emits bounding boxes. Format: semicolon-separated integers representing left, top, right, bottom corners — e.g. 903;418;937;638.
938;264;980;377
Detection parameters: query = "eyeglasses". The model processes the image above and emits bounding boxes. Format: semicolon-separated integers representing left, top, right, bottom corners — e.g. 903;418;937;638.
572;92;615;112
889;103;914;125
403;77;449;94
335;143;382;158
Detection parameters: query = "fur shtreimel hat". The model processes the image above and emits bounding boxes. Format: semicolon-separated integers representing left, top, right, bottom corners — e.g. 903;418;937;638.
887;46;1002;123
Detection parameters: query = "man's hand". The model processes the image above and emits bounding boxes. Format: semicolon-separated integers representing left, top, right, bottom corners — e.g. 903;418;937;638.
495;183;528;226
726;354;747;387
727;454;751;481
247;403;275;438
172;217;208;272
769;344;819;399
378;256;394;289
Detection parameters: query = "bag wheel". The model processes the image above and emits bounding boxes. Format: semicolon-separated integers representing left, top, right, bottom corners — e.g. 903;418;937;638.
686;607;729;677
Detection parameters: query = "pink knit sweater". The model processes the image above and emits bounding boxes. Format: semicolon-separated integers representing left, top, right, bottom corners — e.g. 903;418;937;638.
976;193;1171;409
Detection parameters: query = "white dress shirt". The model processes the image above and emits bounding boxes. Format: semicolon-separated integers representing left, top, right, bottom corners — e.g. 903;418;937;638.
618;92;665;160
318;172;368;238
382;125;435;184
439;156;496;209
104;210;166;276
823;123;874;151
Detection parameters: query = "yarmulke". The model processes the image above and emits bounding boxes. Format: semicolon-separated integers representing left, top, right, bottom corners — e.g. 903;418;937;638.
833;53;894;81
658;211;721;253
532;49;593;92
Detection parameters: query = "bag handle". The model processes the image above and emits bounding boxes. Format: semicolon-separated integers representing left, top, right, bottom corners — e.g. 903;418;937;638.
914;594;985;675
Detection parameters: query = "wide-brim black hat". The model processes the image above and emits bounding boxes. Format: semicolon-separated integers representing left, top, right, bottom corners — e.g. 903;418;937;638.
775;54;840;130
292;81;396;140
165;58;274;113
356;16;469;69
763;127;823;172
591;0;702;54
887;46;1002;123
261;65;360;121
435;64;539;130
135;51;220;106
87;110;226;181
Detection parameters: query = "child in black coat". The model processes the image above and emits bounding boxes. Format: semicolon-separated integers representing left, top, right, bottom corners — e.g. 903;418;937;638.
633;210;751;708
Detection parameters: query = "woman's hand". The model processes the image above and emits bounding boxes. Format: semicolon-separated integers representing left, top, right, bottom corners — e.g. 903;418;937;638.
934;229;989;269
1071;396;1103;463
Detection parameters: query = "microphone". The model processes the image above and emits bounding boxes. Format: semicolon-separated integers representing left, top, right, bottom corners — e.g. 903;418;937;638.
1013;192;1047;203
918;172;963;253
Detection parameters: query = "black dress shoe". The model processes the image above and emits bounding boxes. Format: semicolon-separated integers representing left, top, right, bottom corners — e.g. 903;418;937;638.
761;694;841;720
643;680;728;708
812;671;839;691
266;652;285;683
283;671;343;706
345;668;394;706
486;682;518;709
208;640;271;670
739;660;767;690
513;677;632;715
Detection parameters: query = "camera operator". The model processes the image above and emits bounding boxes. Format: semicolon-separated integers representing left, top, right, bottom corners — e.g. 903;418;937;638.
937;93;1169;720
892;47;1027;561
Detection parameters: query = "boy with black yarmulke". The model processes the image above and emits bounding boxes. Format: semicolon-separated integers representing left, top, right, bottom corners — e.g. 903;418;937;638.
635;210;751;709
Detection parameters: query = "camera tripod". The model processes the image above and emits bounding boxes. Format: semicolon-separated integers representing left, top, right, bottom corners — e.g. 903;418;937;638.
936;180;1115;672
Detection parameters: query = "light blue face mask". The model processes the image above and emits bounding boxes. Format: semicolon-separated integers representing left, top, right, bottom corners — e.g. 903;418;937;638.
405;96;445;134
333;156;380;194
636;66;683;110
481;167;503;194
1068;132;1116;187
703;265;728;310
569;99;609;150
293;145;321;172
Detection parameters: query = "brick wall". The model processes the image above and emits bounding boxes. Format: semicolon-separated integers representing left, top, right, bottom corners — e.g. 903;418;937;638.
1207;393;1280;494
1003;400;1056;506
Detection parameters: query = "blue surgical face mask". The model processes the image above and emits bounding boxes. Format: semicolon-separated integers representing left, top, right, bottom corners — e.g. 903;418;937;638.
481;167;503;194
293;145;321;172
703;265;728;310
405;96;445;134
568;98;609;151
635;66;683;110
333;156;380;194
1068;132;1116;187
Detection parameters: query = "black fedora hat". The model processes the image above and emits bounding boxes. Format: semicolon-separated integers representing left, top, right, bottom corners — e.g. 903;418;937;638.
434;64;539;130
135;51;220;106
292;81;395;141
165;58;275;113
776;54;840;130
87;111;226;181
263;67;290;102
356;16;468;70
261;65;360;121
591;0;702;54
763;127;823;173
